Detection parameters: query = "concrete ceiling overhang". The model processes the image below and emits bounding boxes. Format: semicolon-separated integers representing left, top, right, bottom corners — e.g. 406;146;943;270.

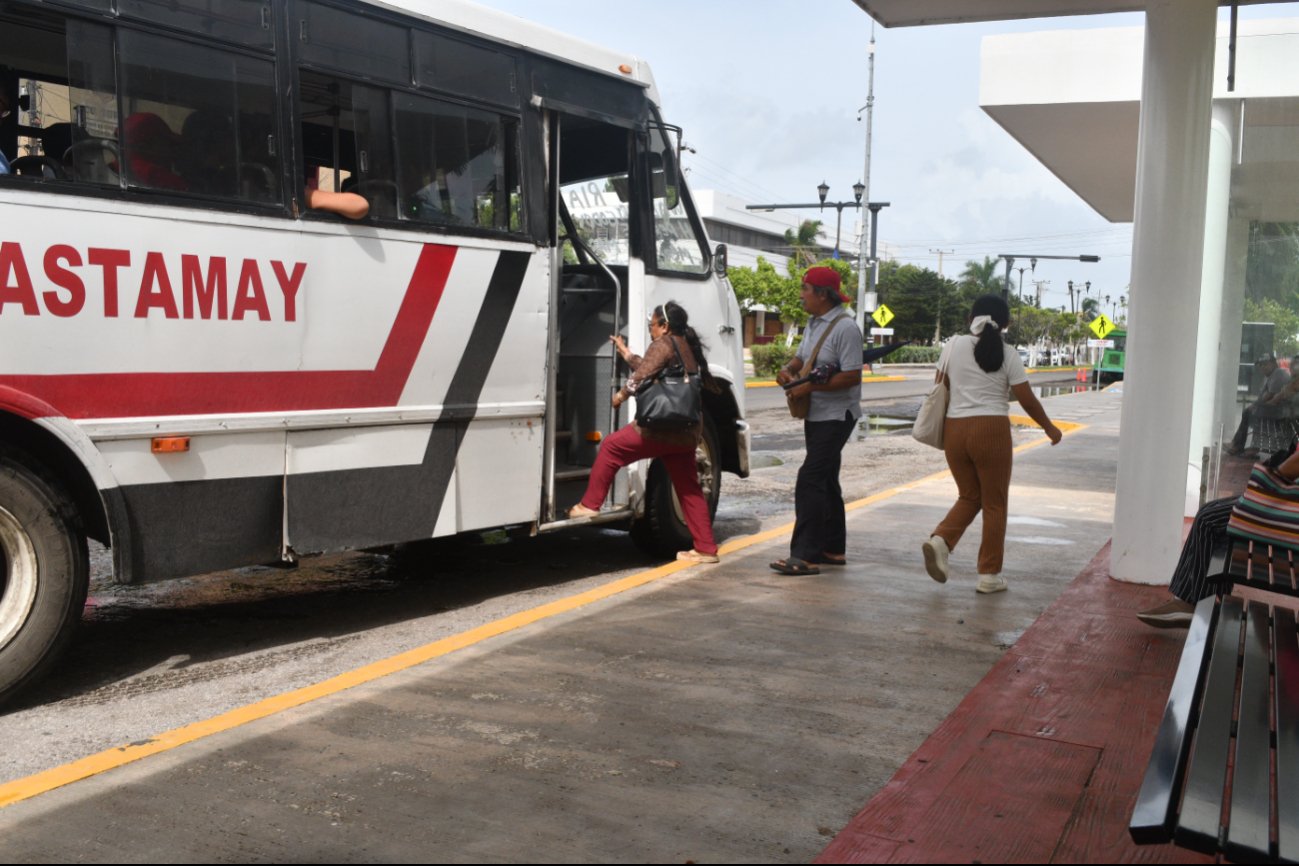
979;21;1299;224
851;0;1272;27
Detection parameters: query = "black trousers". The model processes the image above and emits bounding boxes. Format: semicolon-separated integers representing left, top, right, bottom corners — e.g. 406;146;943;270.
1169;496;1236;603
790;412;857;562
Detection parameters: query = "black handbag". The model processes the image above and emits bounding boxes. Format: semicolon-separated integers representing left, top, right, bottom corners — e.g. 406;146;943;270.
634;337;702;429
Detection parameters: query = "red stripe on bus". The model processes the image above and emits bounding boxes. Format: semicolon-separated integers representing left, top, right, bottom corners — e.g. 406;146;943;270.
0;243;458;420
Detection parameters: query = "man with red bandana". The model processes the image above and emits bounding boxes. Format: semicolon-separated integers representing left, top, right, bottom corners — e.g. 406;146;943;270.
770;266;865;576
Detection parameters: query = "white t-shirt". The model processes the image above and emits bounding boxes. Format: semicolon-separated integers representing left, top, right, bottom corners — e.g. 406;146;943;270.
937;335;1029;419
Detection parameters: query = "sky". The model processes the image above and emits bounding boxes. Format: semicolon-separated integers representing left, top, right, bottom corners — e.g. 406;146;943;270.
471;0;1295;317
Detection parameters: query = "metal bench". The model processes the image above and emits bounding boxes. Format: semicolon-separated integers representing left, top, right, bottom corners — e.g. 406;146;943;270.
1131;539;1299;862
1253;410;1299;456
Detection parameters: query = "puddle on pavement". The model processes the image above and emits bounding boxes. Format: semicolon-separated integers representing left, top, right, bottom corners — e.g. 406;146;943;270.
1034;383;1105;398
857;415;914;439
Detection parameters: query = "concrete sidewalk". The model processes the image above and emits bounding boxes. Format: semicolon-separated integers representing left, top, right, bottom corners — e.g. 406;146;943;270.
0;387;1155;863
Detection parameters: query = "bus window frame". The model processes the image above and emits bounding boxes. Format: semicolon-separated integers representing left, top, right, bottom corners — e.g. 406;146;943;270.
641;112;712;281
0;0;296;219
292;61;530;240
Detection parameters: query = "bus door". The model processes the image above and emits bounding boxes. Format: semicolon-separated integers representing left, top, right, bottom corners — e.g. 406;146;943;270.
540;111;639;525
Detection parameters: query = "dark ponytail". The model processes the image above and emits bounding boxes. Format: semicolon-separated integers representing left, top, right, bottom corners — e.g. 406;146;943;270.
969;294;1011;374
657;301;714;387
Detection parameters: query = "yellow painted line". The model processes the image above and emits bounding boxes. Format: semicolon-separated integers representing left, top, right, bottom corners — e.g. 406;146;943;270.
746;376;907;389
0;415;1091;810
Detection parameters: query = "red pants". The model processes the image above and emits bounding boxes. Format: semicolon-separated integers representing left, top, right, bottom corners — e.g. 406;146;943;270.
580;424;718;555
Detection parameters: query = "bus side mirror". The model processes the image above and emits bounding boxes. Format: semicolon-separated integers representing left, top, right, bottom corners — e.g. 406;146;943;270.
713;243;728;276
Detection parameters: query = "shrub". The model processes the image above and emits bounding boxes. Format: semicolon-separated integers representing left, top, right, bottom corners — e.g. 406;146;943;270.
885;345;943;364
751;341;798;376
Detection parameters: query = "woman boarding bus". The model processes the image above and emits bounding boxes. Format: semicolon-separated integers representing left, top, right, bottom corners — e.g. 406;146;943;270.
0;0;748;704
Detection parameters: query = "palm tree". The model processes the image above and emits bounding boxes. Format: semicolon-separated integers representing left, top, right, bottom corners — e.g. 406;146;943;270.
959;255;1004;296
1080;296;1101;319
783;219;824;268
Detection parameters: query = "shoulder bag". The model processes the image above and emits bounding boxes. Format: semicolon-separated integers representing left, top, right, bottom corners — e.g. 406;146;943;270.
1227;463;1299;551
912;355;950;449
787;313;849;420
634;337;702;429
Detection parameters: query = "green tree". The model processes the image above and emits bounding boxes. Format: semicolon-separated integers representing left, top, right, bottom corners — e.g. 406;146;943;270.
783;219;824;268
875;262;956;343
959;256;1004;296
1244;296;1299;357
727;256;806;342
1246;222;1299;305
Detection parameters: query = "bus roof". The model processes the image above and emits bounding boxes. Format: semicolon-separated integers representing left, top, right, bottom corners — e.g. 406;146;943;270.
362;0;660;101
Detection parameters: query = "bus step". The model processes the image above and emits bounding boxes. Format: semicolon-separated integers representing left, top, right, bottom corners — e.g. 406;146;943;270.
538;507;633;532
554;467;592;482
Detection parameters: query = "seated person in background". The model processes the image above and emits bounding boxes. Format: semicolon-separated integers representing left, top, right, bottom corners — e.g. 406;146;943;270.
122;112;187;192
1226;353;1291;456
1138;440;1299;627
1260;354;1299;410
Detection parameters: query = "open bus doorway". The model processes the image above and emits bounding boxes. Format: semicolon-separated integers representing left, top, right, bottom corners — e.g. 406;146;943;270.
542;112;635;526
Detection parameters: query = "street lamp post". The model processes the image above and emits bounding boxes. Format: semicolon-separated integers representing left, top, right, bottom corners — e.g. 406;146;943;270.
747;183;865;261
816;180;866;260
998;254;1100;303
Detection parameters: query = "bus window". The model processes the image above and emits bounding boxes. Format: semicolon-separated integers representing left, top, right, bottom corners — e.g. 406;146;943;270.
116;0;274;50
118;29;279;201
300;71;396;219
0;4;117;185
647;124;707;275
413;30;517;107
299;1;409;86
393;92;521;231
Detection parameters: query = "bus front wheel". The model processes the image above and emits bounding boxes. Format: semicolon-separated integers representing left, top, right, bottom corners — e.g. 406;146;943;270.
0;453;88;707
631;417;722;557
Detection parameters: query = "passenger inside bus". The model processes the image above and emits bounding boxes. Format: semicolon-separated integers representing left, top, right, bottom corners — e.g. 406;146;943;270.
177;110;237;198
122;111;187;192
0;88;11;175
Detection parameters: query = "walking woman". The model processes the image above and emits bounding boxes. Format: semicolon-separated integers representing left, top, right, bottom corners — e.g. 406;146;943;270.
922;294;1063;593
568;301;720;564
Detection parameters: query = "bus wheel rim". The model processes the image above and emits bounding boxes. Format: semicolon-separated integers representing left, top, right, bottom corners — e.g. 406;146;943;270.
0;506;39;653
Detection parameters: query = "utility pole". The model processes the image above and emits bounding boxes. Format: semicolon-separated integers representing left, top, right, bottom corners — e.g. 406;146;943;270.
930;247;953;344
1032;279;1049;308
854;22;877;334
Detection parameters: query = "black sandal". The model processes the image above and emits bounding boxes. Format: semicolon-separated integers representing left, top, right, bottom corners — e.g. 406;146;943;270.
814;554;847;566
769;558;821;576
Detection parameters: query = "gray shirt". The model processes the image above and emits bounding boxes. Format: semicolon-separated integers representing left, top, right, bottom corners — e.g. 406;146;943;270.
796;308;864;422
1262;366;1292;403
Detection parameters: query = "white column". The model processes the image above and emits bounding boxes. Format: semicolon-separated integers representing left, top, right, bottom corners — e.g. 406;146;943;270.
1185;102;1236;514
1216;217;1250;449
1111;0;1217;584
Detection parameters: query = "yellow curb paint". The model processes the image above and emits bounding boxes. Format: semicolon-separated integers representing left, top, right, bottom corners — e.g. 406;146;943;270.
0;418;1090;810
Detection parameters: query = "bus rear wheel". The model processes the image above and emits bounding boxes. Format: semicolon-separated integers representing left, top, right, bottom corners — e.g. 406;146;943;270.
631;417;721;557
0;454;88;707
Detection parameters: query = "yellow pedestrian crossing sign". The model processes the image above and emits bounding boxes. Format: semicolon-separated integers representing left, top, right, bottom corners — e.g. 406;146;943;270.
872;304;895;328
1089;314;1117;340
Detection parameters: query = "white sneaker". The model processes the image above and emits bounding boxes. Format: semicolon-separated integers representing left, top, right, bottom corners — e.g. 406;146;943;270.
922;536;949;583
976;574;1008;594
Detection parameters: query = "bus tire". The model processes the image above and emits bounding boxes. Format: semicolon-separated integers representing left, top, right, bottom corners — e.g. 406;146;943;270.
631;416;722;557
0;453;89;707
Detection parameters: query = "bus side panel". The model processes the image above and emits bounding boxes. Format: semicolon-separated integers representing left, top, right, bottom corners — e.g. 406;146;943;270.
116;476;284;582
95;431;286;582
284;250;544;553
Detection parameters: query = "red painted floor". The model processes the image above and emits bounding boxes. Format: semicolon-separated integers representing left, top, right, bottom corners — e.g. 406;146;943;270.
816;542;1216;864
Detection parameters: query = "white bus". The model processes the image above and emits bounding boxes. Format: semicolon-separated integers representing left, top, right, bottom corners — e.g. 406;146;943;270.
0;0;748;703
